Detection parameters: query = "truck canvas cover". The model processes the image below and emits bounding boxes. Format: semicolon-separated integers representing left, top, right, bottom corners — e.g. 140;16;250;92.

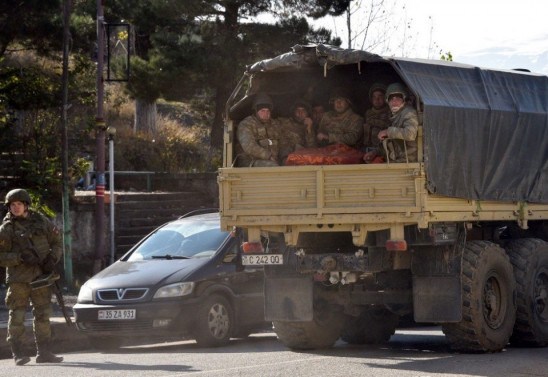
234;44;548;203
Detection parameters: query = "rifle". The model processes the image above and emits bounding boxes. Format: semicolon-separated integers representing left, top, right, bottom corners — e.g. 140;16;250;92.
31;272;74;327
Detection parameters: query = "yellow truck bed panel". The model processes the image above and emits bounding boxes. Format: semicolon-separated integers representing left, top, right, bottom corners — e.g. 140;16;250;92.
219;163;548;234
220;164;420;216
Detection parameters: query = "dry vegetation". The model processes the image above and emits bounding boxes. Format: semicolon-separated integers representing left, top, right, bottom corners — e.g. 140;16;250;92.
103;86;219;173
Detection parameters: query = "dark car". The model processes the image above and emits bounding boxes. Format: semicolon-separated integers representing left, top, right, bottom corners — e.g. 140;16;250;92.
73;211;268;349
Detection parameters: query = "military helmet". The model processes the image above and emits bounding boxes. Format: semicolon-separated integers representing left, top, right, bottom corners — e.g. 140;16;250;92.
385;82;408;101
252;92;274;112
5;188;31;205
368;82;387;100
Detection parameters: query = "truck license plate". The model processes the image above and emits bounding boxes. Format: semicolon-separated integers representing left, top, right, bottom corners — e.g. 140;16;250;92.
241;254;283;265
98;309;136;320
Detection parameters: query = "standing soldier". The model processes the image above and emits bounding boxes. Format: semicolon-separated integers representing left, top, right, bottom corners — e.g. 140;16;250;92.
235;92;281;167
0;189;63;365
316;87;363;148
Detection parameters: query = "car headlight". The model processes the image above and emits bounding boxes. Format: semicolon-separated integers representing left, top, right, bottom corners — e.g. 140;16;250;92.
77;284;93;303
153;282;194;299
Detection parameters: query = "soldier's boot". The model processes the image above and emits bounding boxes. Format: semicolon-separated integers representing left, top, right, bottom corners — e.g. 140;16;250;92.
10;341;30;366
35;340;63;363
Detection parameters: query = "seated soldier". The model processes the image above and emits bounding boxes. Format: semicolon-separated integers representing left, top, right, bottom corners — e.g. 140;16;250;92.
310;97;326;132
278;99;316;164
235;92;281;167
363;82;418;163
363;82;391;151
316;87;363;148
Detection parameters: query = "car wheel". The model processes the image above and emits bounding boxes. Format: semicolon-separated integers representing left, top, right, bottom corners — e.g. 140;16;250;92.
194;294;233;347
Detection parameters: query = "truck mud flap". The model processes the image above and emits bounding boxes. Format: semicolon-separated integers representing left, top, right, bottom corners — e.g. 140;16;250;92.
264;276;313;322
413;276;462;322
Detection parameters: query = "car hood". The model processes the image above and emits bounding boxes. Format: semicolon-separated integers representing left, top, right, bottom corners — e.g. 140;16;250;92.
86;258;210;290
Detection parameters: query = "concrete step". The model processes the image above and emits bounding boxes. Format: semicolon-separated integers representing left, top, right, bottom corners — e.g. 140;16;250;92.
115;198;208;210
111;190;214;257
116;212;180;228
115;225;158;237
0;152;23;182
114;191;203;203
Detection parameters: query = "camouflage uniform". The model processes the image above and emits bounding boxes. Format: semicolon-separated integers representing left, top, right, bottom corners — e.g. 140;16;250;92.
236;114;281;167
318;108;363;148
381;105;419;162
278;117;316;163
0;204;62;364
363;105;391;149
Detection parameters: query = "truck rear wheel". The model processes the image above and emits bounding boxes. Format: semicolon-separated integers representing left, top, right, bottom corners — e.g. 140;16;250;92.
341;306;399;344
273;299;343;350
442;241;516;352
505;238;548;346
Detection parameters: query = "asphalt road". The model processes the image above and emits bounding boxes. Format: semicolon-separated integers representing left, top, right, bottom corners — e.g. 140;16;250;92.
1;327;547;377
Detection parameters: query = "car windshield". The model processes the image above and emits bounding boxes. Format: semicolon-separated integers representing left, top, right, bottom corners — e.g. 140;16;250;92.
127;216;230;261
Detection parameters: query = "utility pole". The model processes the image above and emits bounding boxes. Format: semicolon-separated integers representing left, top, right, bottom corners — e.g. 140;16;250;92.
107;127;116;265
61;0;73;288
94;0;106;274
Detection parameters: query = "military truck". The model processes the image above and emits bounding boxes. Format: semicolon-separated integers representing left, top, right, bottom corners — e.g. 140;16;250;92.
218;44;548;352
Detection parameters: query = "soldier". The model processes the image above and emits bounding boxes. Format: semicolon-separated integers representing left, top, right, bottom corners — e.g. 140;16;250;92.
363;82;391;150
311;102;325;132
316;87;363;148
0;189;63;365
278;99;316;164
364;82;419;163
235;92;281;167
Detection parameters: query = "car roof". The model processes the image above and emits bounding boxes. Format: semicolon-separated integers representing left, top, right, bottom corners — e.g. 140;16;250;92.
178;209;219;220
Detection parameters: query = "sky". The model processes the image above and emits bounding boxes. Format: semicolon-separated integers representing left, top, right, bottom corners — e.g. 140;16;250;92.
316;0;548;75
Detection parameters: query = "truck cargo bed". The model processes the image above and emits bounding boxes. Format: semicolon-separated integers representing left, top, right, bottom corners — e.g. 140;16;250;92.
219;163;546;238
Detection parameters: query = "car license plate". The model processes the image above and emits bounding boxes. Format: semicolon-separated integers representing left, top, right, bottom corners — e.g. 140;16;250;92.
98;309;136;320
241;254;283;265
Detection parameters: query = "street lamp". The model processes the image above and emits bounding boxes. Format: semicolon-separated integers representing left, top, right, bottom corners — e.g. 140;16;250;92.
107;126;116;265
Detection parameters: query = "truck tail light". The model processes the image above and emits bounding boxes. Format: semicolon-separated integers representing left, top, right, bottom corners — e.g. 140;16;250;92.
242;241;264;254
386;239;407;251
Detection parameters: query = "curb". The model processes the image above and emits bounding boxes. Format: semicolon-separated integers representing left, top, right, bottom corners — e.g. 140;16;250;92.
0;316;89;360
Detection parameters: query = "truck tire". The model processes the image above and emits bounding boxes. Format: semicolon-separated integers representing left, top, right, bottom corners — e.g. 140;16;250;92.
193;294;233;347
341;306;399;344
442;241;516;352
505;238;548;346
272;299;343;350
